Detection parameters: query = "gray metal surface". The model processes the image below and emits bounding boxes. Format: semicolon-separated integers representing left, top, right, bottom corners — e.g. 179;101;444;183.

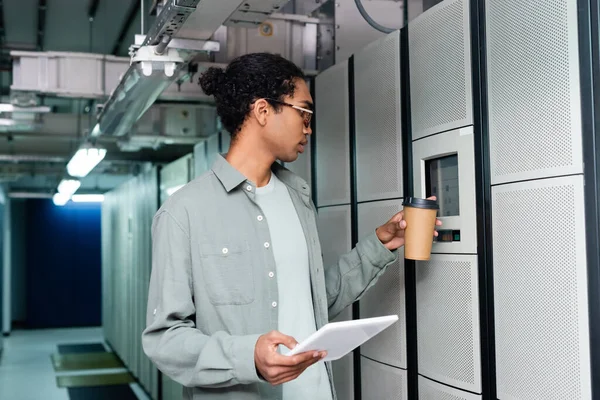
408;0;472;140
220;131;231;154
354;30;403;203
102;166;159;400
485;0;583;185
412;127;477;255
315;60;351;207
316;204;353;400
221;15;317;71
418;375;481;400
415;254;481;393
193;141;209;177
491;175;591;400
358;199;406;369
335;0;404;63
159;153;193;205
361;356;408;400
205;133;220;169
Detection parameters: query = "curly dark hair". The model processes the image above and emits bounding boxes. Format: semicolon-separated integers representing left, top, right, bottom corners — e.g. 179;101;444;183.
198;53;305;139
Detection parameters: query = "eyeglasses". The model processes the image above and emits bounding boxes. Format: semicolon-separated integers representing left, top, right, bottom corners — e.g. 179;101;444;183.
265;98;313;128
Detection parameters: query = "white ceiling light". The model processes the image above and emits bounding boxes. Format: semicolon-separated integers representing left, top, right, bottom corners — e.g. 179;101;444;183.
57;179;81;197
0;104;51;113
71;194;105;203
52;193;70;206
66;146;107;178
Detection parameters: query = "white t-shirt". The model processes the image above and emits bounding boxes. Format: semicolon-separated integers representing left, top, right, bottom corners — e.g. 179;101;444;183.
254;173;332;400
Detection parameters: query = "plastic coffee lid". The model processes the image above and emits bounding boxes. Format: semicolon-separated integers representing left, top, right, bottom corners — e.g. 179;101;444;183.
402;197;439;210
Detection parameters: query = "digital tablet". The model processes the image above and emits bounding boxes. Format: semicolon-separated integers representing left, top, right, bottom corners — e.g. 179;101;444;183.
285;315;398;362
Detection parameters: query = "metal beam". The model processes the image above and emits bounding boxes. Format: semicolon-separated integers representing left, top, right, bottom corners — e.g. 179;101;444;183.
36;0;47;51
88;0;101;19
112;0;141;55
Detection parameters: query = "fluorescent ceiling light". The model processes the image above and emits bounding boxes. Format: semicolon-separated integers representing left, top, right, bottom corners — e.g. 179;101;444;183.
166;184;185;196
71;194;105;203
53;193;70;206
57;179;81;197
66;147;107;178
0;104;51;113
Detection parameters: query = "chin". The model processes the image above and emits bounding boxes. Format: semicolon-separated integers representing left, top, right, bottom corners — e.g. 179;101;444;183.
279;153;299;163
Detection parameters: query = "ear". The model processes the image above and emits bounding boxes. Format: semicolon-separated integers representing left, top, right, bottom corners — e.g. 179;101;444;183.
252;99;270;127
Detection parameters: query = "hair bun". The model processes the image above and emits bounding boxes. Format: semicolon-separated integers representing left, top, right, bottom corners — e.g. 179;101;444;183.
198;67;226;96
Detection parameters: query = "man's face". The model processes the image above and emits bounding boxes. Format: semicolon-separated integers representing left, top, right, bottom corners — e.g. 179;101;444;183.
264;79;313;163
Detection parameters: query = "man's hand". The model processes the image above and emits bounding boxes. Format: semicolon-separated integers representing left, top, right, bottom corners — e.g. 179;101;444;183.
255;331;326;386
375;196;442;251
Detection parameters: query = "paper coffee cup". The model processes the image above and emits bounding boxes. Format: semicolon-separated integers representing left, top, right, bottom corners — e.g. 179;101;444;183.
402;197;439;260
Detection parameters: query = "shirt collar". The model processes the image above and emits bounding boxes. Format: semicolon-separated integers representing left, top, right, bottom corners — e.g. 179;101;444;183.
211;153;311;197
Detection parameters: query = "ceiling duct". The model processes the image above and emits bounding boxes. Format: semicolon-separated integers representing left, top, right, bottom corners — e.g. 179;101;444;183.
89;0;245;139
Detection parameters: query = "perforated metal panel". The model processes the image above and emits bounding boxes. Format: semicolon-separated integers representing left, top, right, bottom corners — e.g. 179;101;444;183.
418;376;481;400
409;0;472;140
315;61;351;207
358;200;406;368
317;205;352;268
486;0;583;185
317;205;353;400
332;307;355;400
361;357;408;400
354;31;403;202
416;254;481;393
491;175;591;400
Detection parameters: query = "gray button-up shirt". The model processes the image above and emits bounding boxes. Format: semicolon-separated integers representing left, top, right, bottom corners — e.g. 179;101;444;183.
142;154;398;400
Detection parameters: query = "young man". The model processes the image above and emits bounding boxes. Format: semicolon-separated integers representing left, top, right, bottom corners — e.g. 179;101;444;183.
142;52;440;400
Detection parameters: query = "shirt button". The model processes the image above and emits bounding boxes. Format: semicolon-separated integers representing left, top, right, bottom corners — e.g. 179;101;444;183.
222;247;228;254
257;215;263;221
272;302;277;308
268;272;274;278
246;185;252;191
264;242;270;248
153;309;157;315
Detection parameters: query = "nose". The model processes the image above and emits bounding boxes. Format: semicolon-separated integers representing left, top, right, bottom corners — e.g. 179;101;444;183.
304;122;313;136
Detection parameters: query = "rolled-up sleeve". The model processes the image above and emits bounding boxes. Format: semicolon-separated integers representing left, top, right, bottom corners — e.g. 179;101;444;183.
141;210;262;388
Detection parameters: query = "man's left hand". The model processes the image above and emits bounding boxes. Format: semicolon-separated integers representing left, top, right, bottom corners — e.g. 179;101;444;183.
375;196;442;251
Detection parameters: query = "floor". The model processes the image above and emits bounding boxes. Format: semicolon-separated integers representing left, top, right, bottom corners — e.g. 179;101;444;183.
0;327;152;400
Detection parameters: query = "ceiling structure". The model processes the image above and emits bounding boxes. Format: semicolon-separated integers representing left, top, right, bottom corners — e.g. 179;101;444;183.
0;0;220;196
0;0;338;197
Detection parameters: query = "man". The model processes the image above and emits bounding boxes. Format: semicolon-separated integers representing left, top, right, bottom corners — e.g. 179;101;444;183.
142;52;440;400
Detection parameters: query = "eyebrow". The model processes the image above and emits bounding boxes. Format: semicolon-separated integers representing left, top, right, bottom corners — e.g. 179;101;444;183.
300;100;314;109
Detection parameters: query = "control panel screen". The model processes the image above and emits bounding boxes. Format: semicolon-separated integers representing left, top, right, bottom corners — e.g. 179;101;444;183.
425;154;459;217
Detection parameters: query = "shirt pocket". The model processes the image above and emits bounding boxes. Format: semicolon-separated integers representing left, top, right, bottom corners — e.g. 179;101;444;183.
199;241;255;306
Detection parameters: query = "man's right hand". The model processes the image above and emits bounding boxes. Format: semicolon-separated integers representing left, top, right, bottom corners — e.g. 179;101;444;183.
254;330;326;386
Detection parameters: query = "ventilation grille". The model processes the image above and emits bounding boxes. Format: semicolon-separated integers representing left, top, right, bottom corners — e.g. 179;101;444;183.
418;376;481;400
358;200;406;368
491;175;591;400
315;60;351;207
409;0;472;140
354;30;403;202
486;0;582;184
416;255;480;392
361;357;407;400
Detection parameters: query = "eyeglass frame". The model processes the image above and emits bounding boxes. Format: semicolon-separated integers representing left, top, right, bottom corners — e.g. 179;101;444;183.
264;98;313;128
